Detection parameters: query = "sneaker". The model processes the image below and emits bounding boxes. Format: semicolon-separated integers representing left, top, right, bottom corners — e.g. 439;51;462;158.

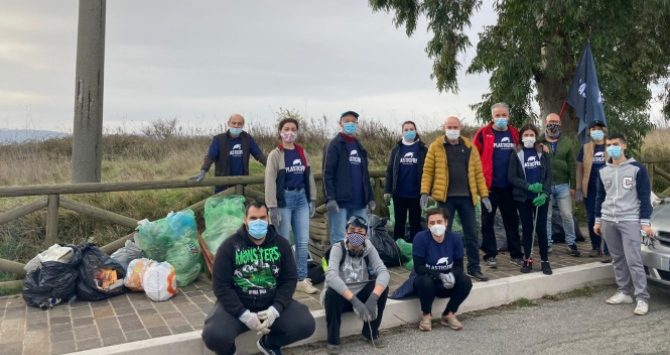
511;257;524;266
520;258;533;273
547;246;553;254
257;335;282;355
419;313;432;331
634;300;649;315
605;292;634;305
361;335;387;348
440;314;463;330
601;255;612;263
588;249;602;258
485;257;498;269
567;244;581;257
296;278;318;294
467;270;489;282
326;343;341;354
541;261;552;275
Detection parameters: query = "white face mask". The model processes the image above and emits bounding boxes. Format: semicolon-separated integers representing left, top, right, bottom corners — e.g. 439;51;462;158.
429;224;446;237
445;129;460;140
522;136;536;148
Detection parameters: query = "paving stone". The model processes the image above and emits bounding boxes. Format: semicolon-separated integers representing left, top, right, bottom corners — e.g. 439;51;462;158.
139;314;166;328
70;307;92;319
49;330;74;343
73;325;100;341
95;316;121;330
118;315;144;332
168;324;193;334
102;336;127;346
112;305;136;316
51;341;77;355
25;321;48;331
76;338;102;351
48;316;70;325
50;322;73;334
146;326;171;338
72;317;94;327
0;342;21;355
92;306;114;318
123;329;150;342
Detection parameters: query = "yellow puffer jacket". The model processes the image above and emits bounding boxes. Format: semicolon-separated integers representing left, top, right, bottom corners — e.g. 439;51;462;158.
420;136;489;205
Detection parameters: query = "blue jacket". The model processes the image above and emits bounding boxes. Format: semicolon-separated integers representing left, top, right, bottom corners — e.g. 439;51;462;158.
595;157;652;226
322;133;373;204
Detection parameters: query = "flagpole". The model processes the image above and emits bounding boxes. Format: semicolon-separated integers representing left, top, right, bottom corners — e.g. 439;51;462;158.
558;100;567;119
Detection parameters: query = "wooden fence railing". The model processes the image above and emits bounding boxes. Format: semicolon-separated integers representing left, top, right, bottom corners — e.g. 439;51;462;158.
0;170;387;288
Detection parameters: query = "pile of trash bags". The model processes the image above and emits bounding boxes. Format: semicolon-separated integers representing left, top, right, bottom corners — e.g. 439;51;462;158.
135;209;202;286
23;243;127;308
201;195;246;253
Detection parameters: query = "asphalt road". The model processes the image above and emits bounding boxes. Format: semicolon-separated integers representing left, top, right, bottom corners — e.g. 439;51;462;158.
287;284;670;355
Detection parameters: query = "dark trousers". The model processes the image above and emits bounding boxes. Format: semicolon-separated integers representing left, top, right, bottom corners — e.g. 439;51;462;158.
392;196;422;242
481;186;522;259
440;197;481;273
517;199;549;262
414;273;472;315
584;191;609;254
202;301;315;355
324;281;389;345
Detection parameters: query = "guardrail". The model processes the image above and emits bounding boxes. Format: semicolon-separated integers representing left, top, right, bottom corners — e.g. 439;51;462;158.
0;170;387;286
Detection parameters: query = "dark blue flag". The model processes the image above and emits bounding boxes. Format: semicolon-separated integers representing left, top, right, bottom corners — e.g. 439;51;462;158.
566;41;606;139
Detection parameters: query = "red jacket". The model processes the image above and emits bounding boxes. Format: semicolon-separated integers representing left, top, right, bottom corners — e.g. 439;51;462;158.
473;123;520;188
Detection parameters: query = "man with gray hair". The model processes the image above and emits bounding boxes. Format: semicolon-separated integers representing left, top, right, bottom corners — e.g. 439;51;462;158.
473;103;522;268
192;114;267;193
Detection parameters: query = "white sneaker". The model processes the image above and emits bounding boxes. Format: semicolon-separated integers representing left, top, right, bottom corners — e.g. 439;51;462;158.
634;300;649;315
296;278;318;294
605;292;634;304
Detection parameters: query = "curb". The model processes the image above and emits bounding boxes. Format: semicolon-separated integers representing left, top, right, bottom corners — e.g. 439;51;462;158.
68;262;614;355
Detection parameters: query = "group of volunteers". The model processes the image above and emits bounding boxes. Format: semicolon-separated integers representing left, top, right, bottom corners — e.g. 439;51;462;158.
197;106;654;355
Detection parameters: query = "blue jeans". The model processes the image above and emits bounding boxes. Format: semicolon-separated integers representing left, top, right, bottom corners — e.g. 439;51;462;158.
546;183;576;247
277;189;310;280
327;205;368;244
440;197;481;273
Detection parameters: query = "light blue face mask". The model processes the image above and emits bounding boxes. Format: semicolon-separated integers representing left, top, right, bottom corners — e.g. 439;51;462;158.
229;127;243;136
247;219;268;239
494;118;508;129
606;145;623;160
590;130;605;141
343;122;358;135
403;130;417;141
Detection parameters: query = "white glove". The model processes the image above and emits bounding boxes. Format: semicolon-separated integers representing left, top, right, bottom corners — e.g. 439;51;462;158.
256;306;280;335
383;193;392;204
438;273;455;289
420;194;430;209
238;310;262;331
189;169;206;182
269;208;282;226
481;197;492;213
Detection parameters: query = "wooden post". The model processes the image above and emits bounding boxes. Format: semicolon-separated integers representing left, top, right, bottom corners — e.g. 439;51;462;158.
648;163;655;188
71;0;106;183
45;194;60;245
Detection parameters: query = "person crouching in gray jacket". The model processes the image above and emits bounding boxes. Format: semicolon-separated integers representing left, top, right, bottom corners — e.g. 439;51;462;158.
322;216;390;354
594;133;653;316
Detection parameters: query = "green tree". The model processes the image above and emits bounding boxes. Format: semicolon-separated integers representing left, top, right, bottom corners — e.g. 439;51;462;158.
370;0;670;150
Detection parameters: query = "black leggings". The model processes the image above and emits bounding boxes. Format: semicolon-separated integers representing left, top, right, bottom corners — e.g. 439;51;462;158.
413;273;472;315
201;301;315;355
324;281;389;345
392;196;422;242
517;199;549;262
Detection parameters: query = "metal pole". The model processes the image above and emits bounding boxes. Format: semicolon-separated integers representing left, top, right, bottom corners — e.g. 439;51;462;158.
72;0;106;183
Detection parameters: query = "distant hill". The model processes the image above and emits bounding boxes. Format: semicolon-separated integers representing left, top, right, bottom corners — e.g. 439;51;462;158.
0;129;69;144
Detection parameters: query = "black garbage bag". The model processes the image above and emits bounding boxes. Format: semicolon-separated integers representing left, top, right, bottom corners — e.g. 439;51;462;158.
77;244;127;301
23;245;82;309
368;215;406;267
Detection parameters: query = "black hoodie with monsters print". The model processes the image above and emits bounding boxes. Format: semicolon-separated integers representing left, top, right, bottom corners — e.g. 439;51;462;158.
212;225;297;317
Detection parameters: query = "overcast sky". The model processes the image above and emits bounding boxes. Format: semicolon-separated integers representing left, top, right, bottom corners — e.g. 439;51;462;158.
2;1;662;134
0;1;504;133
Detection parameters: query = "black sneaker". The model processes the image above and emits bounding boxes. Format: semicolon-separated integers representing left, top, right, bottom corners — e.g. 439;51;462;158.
485;257;498;269
601;255;612;263
467;270;489;282
257;335;282;355
511;257;524;266
541;261;552;275
520;258;533;273
567;244;581;257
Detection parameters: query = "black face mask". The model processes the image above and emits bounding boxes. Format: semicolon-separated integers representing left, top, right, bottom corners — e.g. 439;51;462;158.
347;249;365;258
546;123;561;138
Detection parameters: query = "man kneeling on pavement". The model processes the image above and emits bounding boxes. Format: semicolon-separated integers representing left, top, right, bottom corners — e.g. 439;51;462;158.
323;216;390;354
202;201;315;355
